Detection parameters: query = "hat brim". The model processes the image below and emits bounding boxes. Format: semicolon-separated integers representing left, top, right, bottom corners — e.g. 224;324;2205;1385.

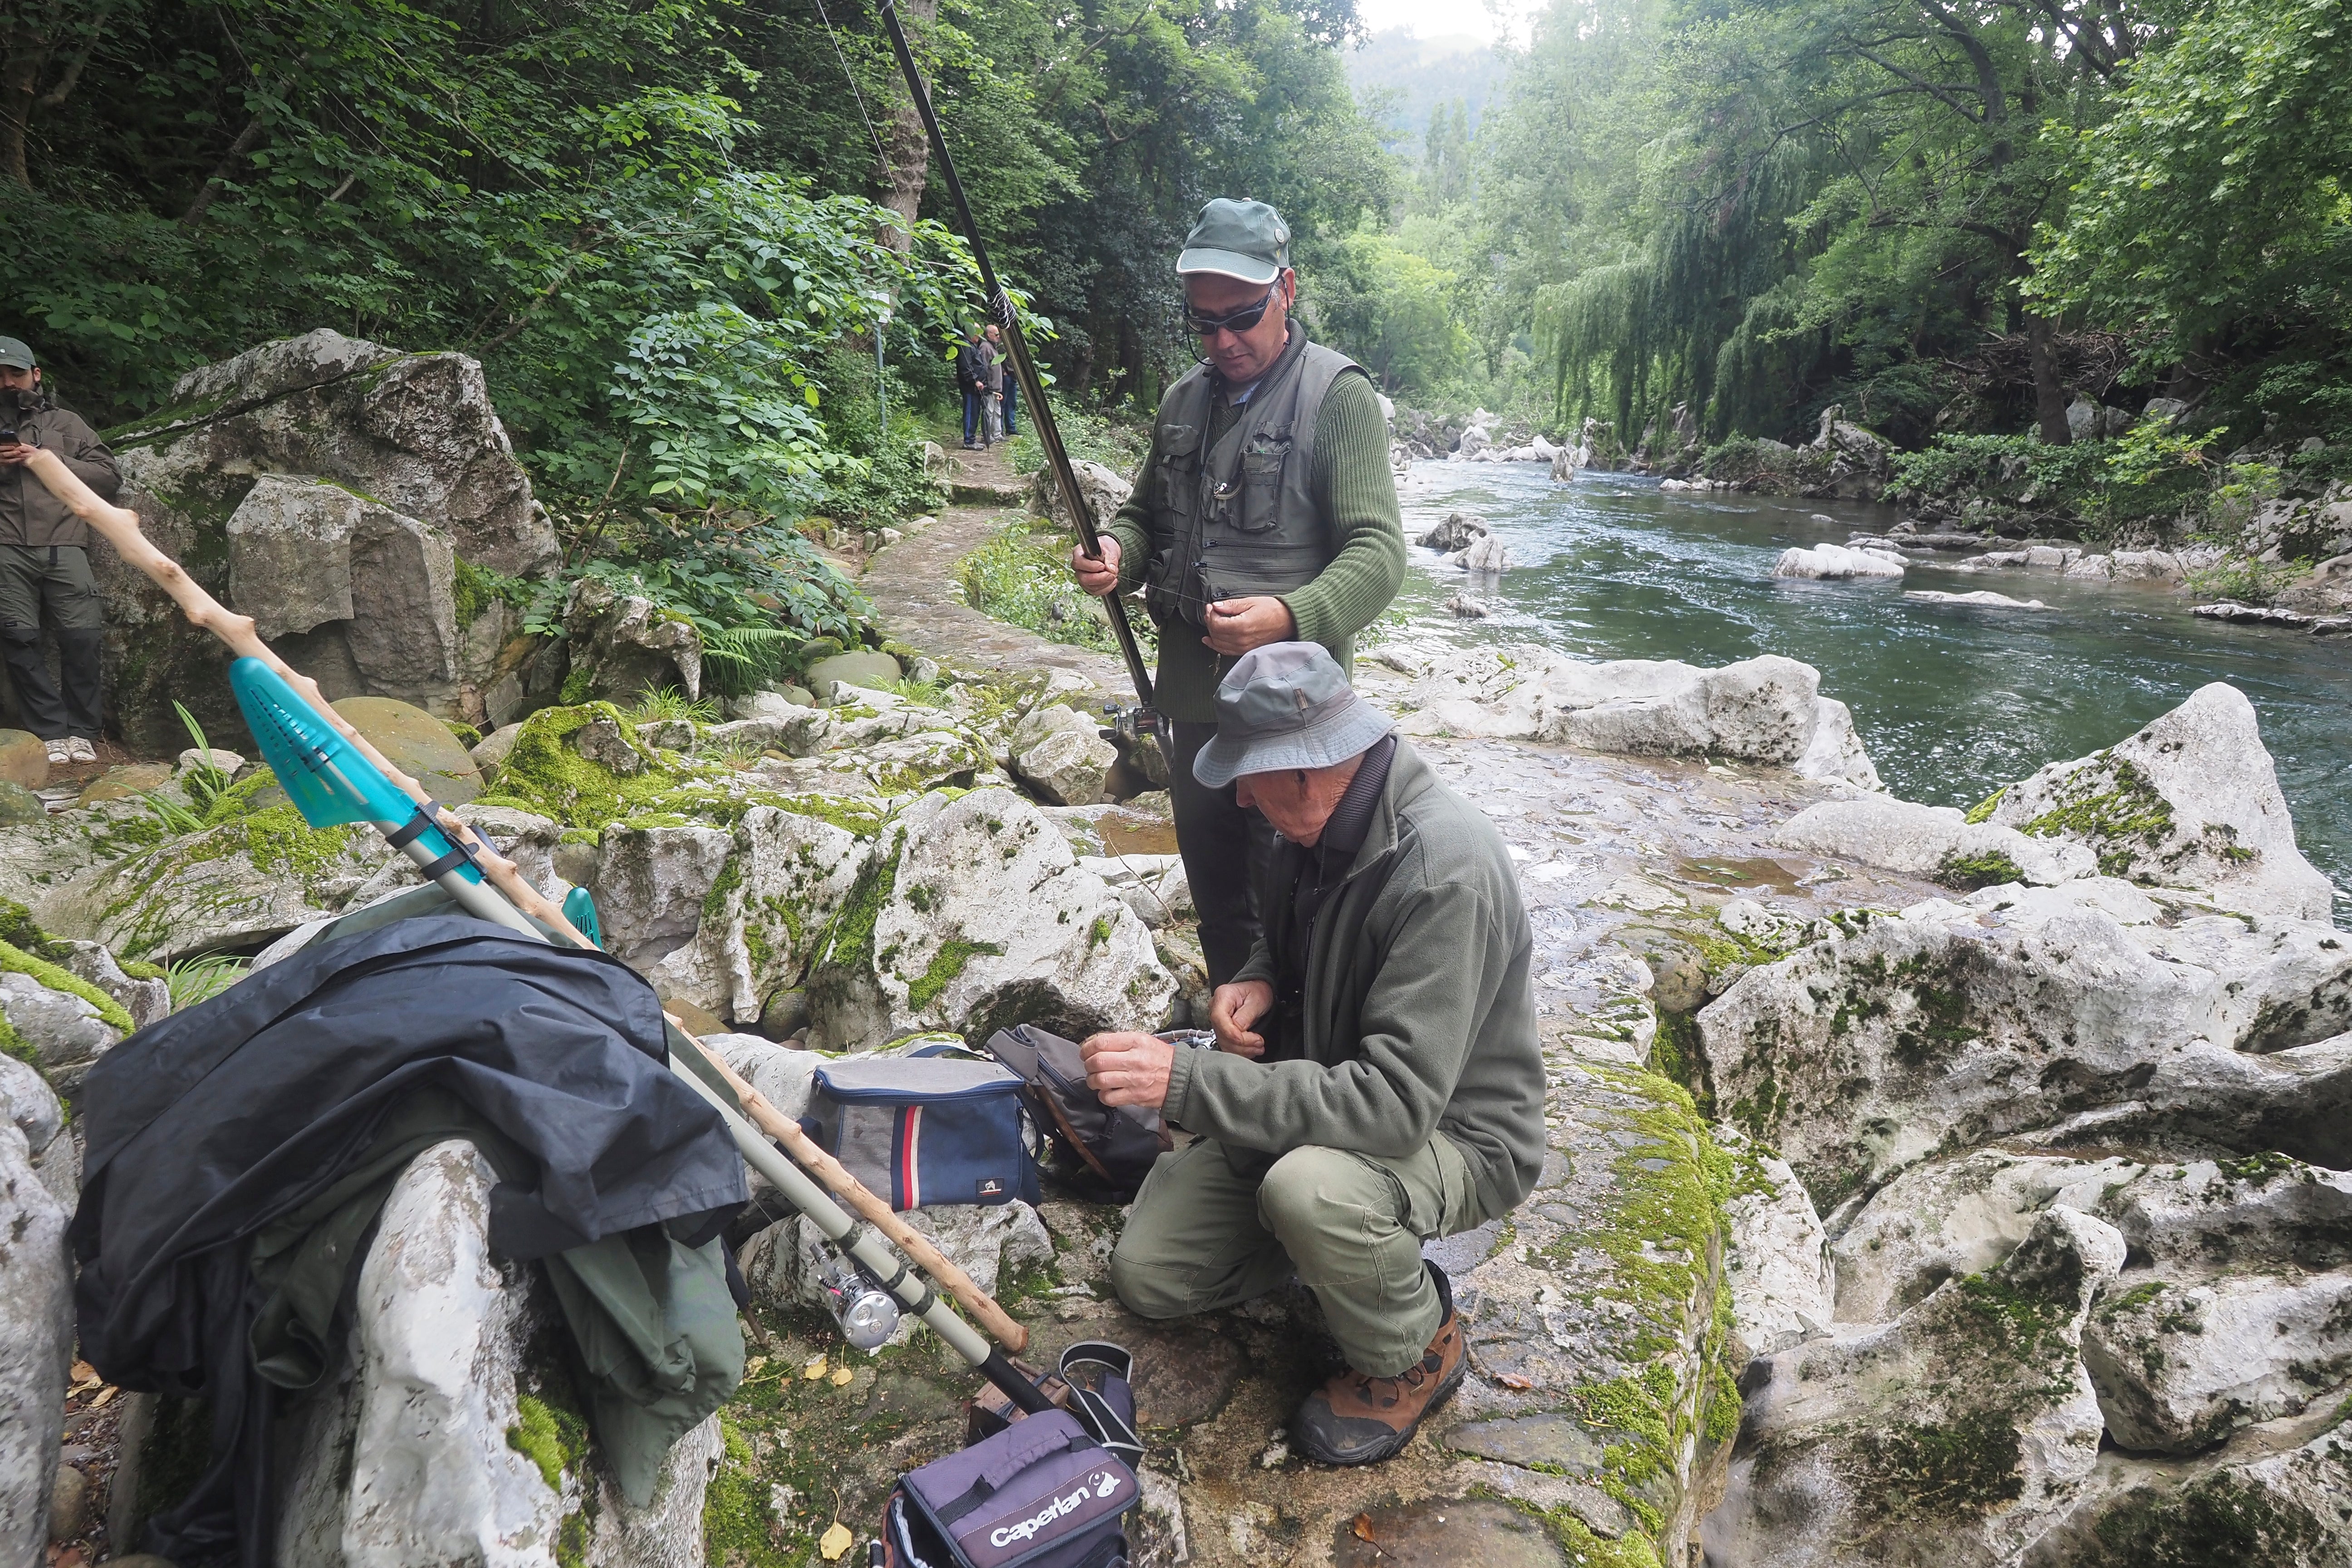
0;357;32;371
1176;247;1282;285
1192;698;1394;789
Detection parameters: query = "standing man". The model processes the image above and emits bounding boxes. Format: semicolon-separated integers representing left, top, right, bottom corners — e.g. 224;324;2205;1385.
0;338;119;766
1070;198;1405;986
986;323;1019;437
1082;643;1542;1465
977;327;1004;447
956;323;990;450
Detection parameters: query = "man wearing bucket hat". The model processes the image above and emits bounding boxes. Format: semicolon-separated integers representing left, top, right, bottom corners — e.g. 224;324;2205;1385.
1081;643;1541;1466
0;337;120;766
1070;198;1405;990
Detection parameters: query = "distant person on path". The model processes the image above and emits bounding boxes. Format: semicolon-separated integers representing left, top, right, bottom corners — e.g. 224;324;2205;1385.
986;323;1019;437
0;336;120;765
1083;643;1541;1466
1068;197;1405;986
956;323;990;450
977;328;1004;446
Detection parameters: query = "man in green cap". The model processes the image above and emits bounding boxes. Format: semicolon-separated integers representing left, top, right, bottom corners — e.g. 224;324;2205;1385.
1070;197;1405;988
1080;642;1541;1466
0;338;120;765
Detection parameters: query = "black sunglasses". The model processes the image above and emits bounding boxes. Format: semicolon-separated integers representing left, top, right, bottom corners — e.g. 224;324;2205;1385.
1183;283;1279;337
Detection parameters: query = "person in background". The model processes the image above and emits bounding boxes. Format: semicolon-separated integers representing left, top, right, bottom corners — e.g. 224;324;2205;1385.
0;337;119;766
1068;197;1405;988
977;327;1004;446
956;323;990;450
986;323;1019;437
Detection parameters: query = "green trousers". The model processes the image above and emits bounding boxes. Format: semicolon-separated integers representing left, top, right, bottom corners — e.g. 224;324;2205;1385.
1109;1134;1478;1377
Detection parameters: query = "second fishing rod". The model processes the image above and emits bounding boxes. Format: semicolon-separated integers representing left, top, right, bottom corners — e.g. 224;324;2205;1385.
872;0;1169;771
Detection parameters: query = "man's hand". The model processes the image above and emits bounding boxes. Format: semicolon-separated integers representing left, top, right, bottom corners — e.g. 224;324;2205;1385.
1080;1030;1176;1110
1201;596;1295;656
0;443;33;467
1071;534;1122;598
1209;980;1274;1058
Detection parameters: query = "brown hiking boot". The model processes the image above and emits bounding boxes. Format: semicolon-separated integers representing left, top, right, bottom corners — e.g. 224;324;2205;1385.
1292;1263;1465;1465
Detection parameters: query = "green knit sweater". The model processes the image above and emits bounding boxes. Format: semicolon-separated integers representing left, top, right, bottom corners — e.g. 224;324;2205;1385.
1106;366;1406;722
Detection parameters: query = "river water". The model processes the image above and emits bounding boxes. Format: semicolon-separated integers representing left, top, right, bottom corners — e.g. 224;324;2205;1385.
1390;460;2352;902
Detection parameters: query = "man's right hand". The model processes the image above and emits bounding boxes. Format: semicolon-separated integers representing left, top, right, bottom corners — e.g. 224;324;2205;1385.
1209;979;1274;1058
1071;534;1122;598
0;443;33;467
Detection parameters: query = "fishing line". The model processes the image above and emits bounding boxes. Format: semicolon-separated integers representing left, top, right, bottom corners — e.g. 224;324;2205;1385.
812;0;895;179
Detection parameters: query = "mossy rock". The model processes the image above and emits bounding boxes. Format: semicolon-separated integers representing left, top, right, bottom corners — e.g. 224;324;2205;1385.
0;729;45;789
0;781;44;826
333;696;484;804
78;763;176;807
805;651;902;695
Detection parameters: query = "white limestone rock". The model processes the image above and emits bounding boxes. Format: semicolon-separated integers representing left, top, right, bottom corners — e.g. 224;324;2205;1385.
1772;795;2096;887
1772;543;1906;580
1697;880;2352;1203
225;474;461;706
0;1059;72;1563
2083;1267;2352;1454
1029;459;1132;534
1827;1150;2143;1324
809;787;1174;1051
1399;644;1847;769
740;1200;1054;1346
1792;697;1884;790
2100;1156;2352;1274
1009;704;1117;808
1905;588;2049;609
52;939;172;1030
562;578;703;705
1702;1209;2127;1568
586;821;738;978
1452;534;1511;573
1417;513;1489;552
276;1140;721;1568
642;806;865;1026
1720;1134;1835;1356
1984;683;2335;922
0;970;122;1097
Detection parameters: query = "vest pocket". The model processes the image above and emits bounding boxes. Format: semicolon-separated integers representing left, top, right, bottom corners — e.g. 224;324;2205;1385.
1235;434;1292;533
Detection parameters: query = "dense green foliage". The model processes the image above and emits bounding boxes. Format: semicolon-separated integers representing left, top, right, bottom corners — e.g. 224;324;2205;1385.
1346;0;2352;480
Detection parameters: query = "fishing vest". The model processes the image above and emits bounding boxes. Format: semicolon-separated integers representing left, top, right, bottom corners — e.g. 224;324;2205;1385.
1142;328;1367;628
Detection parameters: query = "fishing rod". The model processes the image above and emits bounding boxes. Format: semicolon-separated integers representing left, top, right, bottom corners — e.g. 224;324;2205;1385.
872;0;1168;766
22;446;1054;1416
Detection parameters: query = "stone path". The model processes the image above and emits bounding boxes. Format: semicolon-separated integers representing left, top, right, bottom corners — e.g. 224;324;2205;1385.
861;441;1134;698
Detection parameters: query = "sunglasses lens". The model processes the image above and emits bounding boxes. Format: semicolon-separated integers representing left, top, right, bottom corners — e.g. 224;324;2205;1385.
1185;288;1275;336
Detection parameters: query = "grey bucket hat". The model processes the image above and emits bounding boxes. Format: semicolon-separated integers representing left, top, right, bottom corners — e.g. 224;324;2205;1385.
1193;642;1395;788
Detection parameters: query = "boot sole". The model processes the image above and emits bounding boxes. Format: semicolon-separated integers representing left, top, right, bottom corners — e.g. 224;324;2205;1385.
1295;1351;1469;1467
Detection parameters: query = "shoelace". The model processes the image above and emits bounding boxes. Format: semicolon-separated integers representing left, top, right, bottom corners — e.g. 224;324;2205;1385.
1353;1348;1447;1410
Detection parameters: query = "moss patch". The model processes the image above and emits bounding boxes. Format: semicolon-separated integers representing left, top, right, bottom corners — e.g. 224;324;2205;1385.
1962;787;2006;825
2074;1471;2329;1566
1848;1411;2025;1520
1936;849;2026;891
0;937;135;1033
906;939;1004;1012
2017;753;2175;877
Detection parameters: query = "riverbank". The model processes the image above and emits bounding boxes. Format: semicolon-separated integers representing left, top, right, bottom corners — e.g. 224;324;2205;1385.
5;435;2350;1568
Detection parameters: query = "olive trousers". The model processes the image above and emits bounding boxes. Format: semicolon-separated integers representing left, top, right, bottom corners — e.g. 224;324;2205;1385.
1108;1133;1478;1377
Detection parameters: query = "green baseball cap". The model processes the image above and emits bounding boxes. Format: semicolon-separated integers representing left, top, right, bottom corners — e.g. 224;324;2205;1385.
1176;199;1290;285
0;338;34;370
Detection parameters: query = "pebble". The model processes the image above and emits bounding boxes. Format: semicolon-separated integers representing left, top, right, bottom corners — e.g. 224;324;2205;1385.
49;1465;88;1541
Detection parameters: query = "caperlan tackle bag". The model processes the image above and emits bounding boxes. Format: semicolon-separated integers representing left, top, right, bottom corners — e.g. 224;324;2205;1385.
881;1409;1136;1568
802;1047;1042;1210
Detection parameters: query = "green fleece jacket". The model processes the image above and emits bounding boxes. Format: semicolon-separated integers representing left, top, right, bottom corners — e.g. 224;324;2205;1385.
1106;365;1405;723
1162;739;1545;1222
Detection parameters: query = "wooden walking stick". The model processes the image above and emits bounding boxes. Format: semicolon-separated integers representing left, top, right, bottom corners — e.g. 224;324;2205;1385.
22;448;1033;1358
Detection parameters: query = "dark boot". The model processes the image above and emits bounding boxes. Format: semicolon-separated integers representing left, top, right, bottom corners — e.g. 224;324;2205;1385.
1291;1263;1465;1465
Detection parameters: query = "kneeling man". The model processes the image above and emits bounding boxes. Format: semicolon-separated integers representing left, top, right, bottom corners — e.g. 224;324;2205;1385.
1083;642;1542;1465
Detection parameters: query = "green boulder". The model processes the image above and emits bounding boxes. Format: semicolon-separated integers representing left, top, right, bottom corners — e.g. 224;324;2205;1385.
77;763;175;806
805;650;902;696
332;696;484;804
0;729;45;789
0;780;44;824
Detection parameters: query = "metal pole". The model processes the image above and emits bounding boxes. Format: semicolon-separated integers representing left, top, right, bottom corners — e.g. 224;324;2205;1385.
874;0;1166;763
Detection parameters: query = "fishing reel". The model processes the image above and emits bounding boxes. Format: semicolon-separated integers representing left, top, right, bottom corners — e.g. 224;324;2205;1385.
805;1235;902;1352
1096;701;1167;751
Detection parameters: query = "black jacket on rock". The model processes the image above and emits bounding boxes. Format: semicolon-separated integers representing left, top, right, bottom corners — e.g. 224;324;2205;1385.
71;911;750;1566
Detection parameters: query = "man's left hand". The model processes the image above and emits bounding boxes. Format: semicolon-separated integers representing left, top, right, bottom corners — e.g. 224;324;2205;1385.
0;443;34;467
1201;595;1295;656
1080;1030;1176;1111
